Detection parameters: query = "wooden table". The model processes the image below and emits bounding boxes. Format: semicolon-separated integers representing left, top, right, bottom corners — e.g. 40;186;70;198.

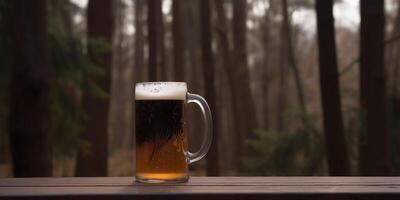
1;177;400;199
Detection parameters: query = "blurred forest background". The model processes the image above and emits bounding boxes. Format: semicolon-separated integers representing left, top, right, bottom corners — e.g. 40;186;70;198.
1;0;400;177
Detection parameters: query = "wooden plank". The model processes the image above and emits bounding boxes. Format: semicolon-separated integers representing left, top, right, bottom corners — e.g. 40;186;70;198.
1;177;400;186
0;177;400;200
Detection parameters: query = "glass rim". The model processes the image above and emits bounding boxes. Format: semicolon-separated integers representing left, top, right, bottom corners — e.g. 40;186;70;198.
135;82;187;87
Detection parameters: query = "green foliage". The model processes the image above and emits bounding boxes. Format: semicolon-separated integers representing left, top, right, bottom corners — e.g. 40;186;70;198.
243;116;324;176
81;38;111;99
50;87;88;157
0;0;111;159
47;0;110;157
47;0;86;157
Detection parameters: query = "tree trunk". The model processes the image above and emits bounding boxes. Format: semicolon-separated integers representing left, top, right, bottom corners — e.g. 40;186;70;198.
199;0;220;176
134;0;145;83
173;0;185;81
388;1;400;175
359;0;390;175
276;0;290;133
262;6;271;130
283;0;307;124
316;0;350;176
388;2;400;96
159;2;167;81
61;2;74;37
214;0;240;171
133;0;146;148
232;0;257;166
147;0;164;81
110;0;131;150
75;0;113;176
8;0;53;177
185;0;204;161
277;0;308;130
110;0;122;149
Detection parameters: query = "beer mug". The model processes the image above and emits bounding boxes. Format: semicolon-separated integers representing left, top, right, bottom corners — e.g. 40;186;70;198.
135;82;212;183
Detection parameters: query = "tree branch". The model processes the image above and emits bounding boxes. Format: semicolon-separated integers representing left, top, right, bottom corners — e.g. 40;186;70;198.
339;34;400;76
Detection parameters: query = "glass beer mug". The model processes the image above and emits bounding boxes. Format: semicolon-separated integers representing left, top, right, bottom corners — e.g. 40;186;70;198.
135;82;212;183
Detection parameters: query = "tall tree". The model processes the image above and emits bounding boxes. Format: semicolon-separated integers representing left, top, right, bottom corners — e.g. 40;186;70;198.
75;0;113;176
387;1;400;174
261;6;271;130
316;0;350;175
185;0;205;154
359;0;390;175
0;0;11;165
8;0;53;177
172;0;185;81
387;2;400;96
394;3;400;96
110;0;131;150
134;0;145;82
132;0;145;148
276;0;290;132
284;0;307;123
214;0;243;171
278;0;308;131
159;1;167;81
199;0;219;176
232;0;257;166
147;0;164;81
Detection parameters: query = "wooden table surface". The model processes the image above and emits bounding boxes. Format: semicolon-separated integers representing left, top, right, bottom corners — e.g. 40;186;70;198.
1;177;400;199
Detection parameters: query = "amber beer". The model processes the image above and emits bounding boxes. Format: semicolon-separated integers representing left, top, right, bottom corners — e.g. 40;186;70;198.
135;100;188;181
135;82;212;183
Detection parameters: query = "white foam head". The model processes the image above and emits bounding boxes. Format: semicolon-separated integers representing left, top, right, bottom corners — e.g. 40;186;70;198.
135;82;187;100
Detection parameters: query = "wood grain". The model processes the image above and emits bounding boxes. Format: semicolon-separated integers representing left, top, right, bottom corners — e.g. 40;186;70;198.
0;177;400;200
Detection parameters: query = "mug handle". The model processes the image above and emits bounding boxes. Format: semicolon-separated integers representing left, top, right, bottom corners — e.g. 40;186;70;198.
186;93;213;164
